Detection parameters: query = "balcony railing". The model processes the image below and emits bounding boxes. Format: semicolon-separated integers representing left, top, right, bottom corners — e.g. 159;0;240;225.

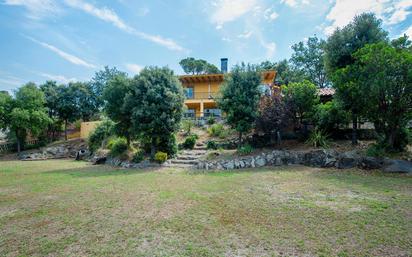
185;91;219;100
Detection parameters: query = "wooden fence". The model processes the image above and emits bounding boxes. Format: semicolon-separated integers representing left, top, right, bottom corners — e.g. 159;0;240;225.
0;139;39;154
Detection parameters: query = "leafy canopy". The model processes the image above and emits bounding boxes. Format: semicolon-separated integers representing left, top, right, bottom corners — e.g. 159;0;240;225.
179;58;220;75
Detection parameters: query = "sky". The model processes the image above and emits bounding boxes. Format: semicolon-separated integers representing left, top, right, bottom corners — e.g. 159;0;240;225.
0;0;411;92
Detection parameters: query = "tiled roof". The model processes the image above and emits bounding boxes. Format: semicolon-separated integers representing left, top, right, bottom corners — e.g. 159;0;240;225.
318;88;335;96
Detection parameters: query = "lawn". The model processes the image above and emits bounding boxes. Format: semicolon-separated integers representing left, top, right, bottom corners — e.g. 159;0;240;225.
0;160;411;257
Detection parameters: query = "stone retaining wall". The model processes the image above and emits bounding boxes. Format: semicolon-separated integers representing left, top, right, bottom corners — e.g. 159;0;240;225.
196;149;412;173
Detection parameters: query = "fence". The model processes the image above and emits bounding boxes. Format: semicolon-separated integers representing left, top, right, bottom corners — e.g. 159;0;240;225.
0;139;39;154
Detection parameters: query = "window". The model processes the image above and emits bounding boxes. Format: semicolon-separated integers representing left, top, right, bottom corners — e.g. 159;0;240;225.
185;87;194;99
184;109;195;118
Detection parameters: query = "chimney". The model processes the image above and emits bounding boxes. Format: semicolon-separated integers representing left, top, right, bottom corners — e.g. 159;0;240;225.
220;58;228;73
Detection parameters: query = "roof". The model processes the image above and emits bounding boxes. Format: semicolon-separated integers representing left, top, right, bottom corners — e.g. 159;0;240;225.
179;70;277;84
318;88;335;96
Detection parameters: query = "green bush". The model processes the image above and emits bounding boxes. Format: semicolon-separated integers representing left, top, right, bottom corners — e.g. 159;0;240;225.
109;137;128;157
207;116;216;125
237;144;253;155
182;134;197;149
88;120;115;152
206;140;218;150
181;120;194;135
366;143;386;158
132;149;145;163
154;151;168;163
207;124;224;137
313;100;350;132
306;129;329;148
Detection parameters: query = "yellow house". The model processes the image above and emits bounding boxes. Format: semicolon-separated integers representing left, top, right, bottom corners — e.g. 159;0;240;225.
178;60;276;118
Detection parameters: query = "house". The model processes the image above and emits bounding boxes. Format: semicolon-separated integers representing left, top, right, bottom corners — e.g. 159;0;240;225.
178;58;277;118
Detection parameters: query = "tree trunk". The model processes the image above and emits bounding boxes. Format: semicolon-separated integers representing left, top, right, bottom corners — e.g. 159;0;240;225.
64;119;68;141
150;137;156;159
238;131;242;147
351;113;358;145
126;135;131;147
16;138;21;154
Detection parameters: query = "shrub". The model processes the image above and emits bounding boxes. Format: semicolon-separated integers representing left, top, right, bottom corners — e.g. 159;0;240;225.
207;124;224;137
181;120;194;135
207;116;216;125
237;144;253;155
366;143;386;158
154;151;168;163
306;129;329;148
132;149;145;163
207;140;218;150
182;134;197;149
109;137;128;157
88;120;115;152
313;100;350;132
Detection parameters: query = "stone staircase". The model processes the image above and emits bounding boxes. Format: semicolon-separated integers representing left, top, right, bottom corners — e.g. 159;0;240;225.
166;143;207;168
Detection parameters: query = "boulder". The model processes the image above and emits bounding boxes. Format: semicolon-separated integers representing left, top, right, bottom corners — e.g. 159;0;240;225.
336;151;360;169
383;160;412;174
359;157;384;170
255;156;266;167
304;150;337;168
75;149;90;161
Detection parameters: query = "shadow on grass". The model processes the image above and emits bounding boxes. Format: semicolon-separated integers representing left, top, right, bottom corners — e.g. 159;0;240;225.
44;164;163;178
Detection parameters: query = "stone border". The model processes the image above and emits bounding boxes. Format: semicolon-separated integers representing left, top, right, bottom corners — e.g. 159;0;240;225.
196;149;412;173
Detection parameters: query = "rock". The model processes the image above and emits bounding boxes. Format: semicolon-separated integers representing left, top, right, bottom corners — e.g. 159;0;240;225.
75;149;89;161
359;157;384;170
337;151;360;169
255;156;266;167
383;160;412;173
92;156;107;165
304;150;337;168
224;160;235;170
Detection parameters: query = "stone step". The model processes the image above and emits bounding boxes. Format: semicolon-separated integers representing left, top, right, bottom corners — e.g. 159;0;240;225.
176;155;200;160
193;147;207;150
180;150;207;155
170;159;199;165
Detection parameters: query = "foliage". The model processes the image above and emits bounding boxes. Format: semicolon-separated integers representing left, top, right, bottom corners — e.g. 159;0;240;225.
207;115;216;125
237;143;253;155
154;151;168;163
344;42;412;152
109;137;128;157
88;119;115;152
217;63;261;145
207;123;224;137
258;60;305;86
1;83;51;153
290;36;329;88
182;134;197;149
91;66;127;109
366;143;387;158
306;129;330;148
103;74;133;145
313;100;350;132
256;88;290;139
179;57;220;75
282;80;319;127
181;120;194;135
125;67;184;157
132;149;145;163
206;140;218;150
324;13;388;145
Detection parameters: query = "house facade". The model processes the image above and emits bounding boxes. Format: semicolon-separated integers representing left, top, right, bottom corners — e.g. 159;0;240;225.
178;59;277;118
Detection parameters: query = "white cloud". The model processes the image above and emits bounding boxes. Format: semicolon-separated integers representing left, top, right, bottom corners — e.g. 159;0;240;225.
64;0;186;52
281;0;309;8
264;8;279;21
40;73;77;83
238;31;253;38
261;41;276;58
3;0;61;19
403;25;412;37
324;0;412;34
24;35;96;68
211;0;257;27
125;63;143;74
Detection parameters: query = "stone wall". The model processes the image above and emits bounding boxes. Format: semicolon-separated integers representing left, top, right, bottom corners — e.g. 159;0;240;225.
197;149;412;173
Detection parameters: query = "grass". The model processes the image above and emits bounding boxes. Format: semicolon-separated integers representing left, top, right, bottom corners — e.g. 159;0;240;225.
0;160;411;256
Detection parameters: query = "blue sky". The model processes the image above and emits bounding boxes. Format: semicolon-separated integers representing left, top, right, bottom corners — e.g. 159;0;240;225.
0;0;411;92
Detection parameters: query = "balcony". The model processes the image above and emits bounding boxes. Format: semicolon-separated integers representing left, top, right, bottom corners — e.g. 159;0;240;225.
185;91;219;100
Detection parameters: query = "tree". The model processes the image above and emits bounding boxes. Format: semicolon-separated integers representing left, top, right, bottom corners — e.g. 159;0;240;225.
103;74;133;145
179;58;220;74
255;88;290;144
391;34;412;52
313;99;350;132
0;91;13;131
7;83;50;153
290;36;329;88
55;84;80;140
125;67;184;157
40;81;62;140
71;82;100;121
217;63;261;145
91;66;127;109
324;13;388;144
348;42;412;151
282;80;319;130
